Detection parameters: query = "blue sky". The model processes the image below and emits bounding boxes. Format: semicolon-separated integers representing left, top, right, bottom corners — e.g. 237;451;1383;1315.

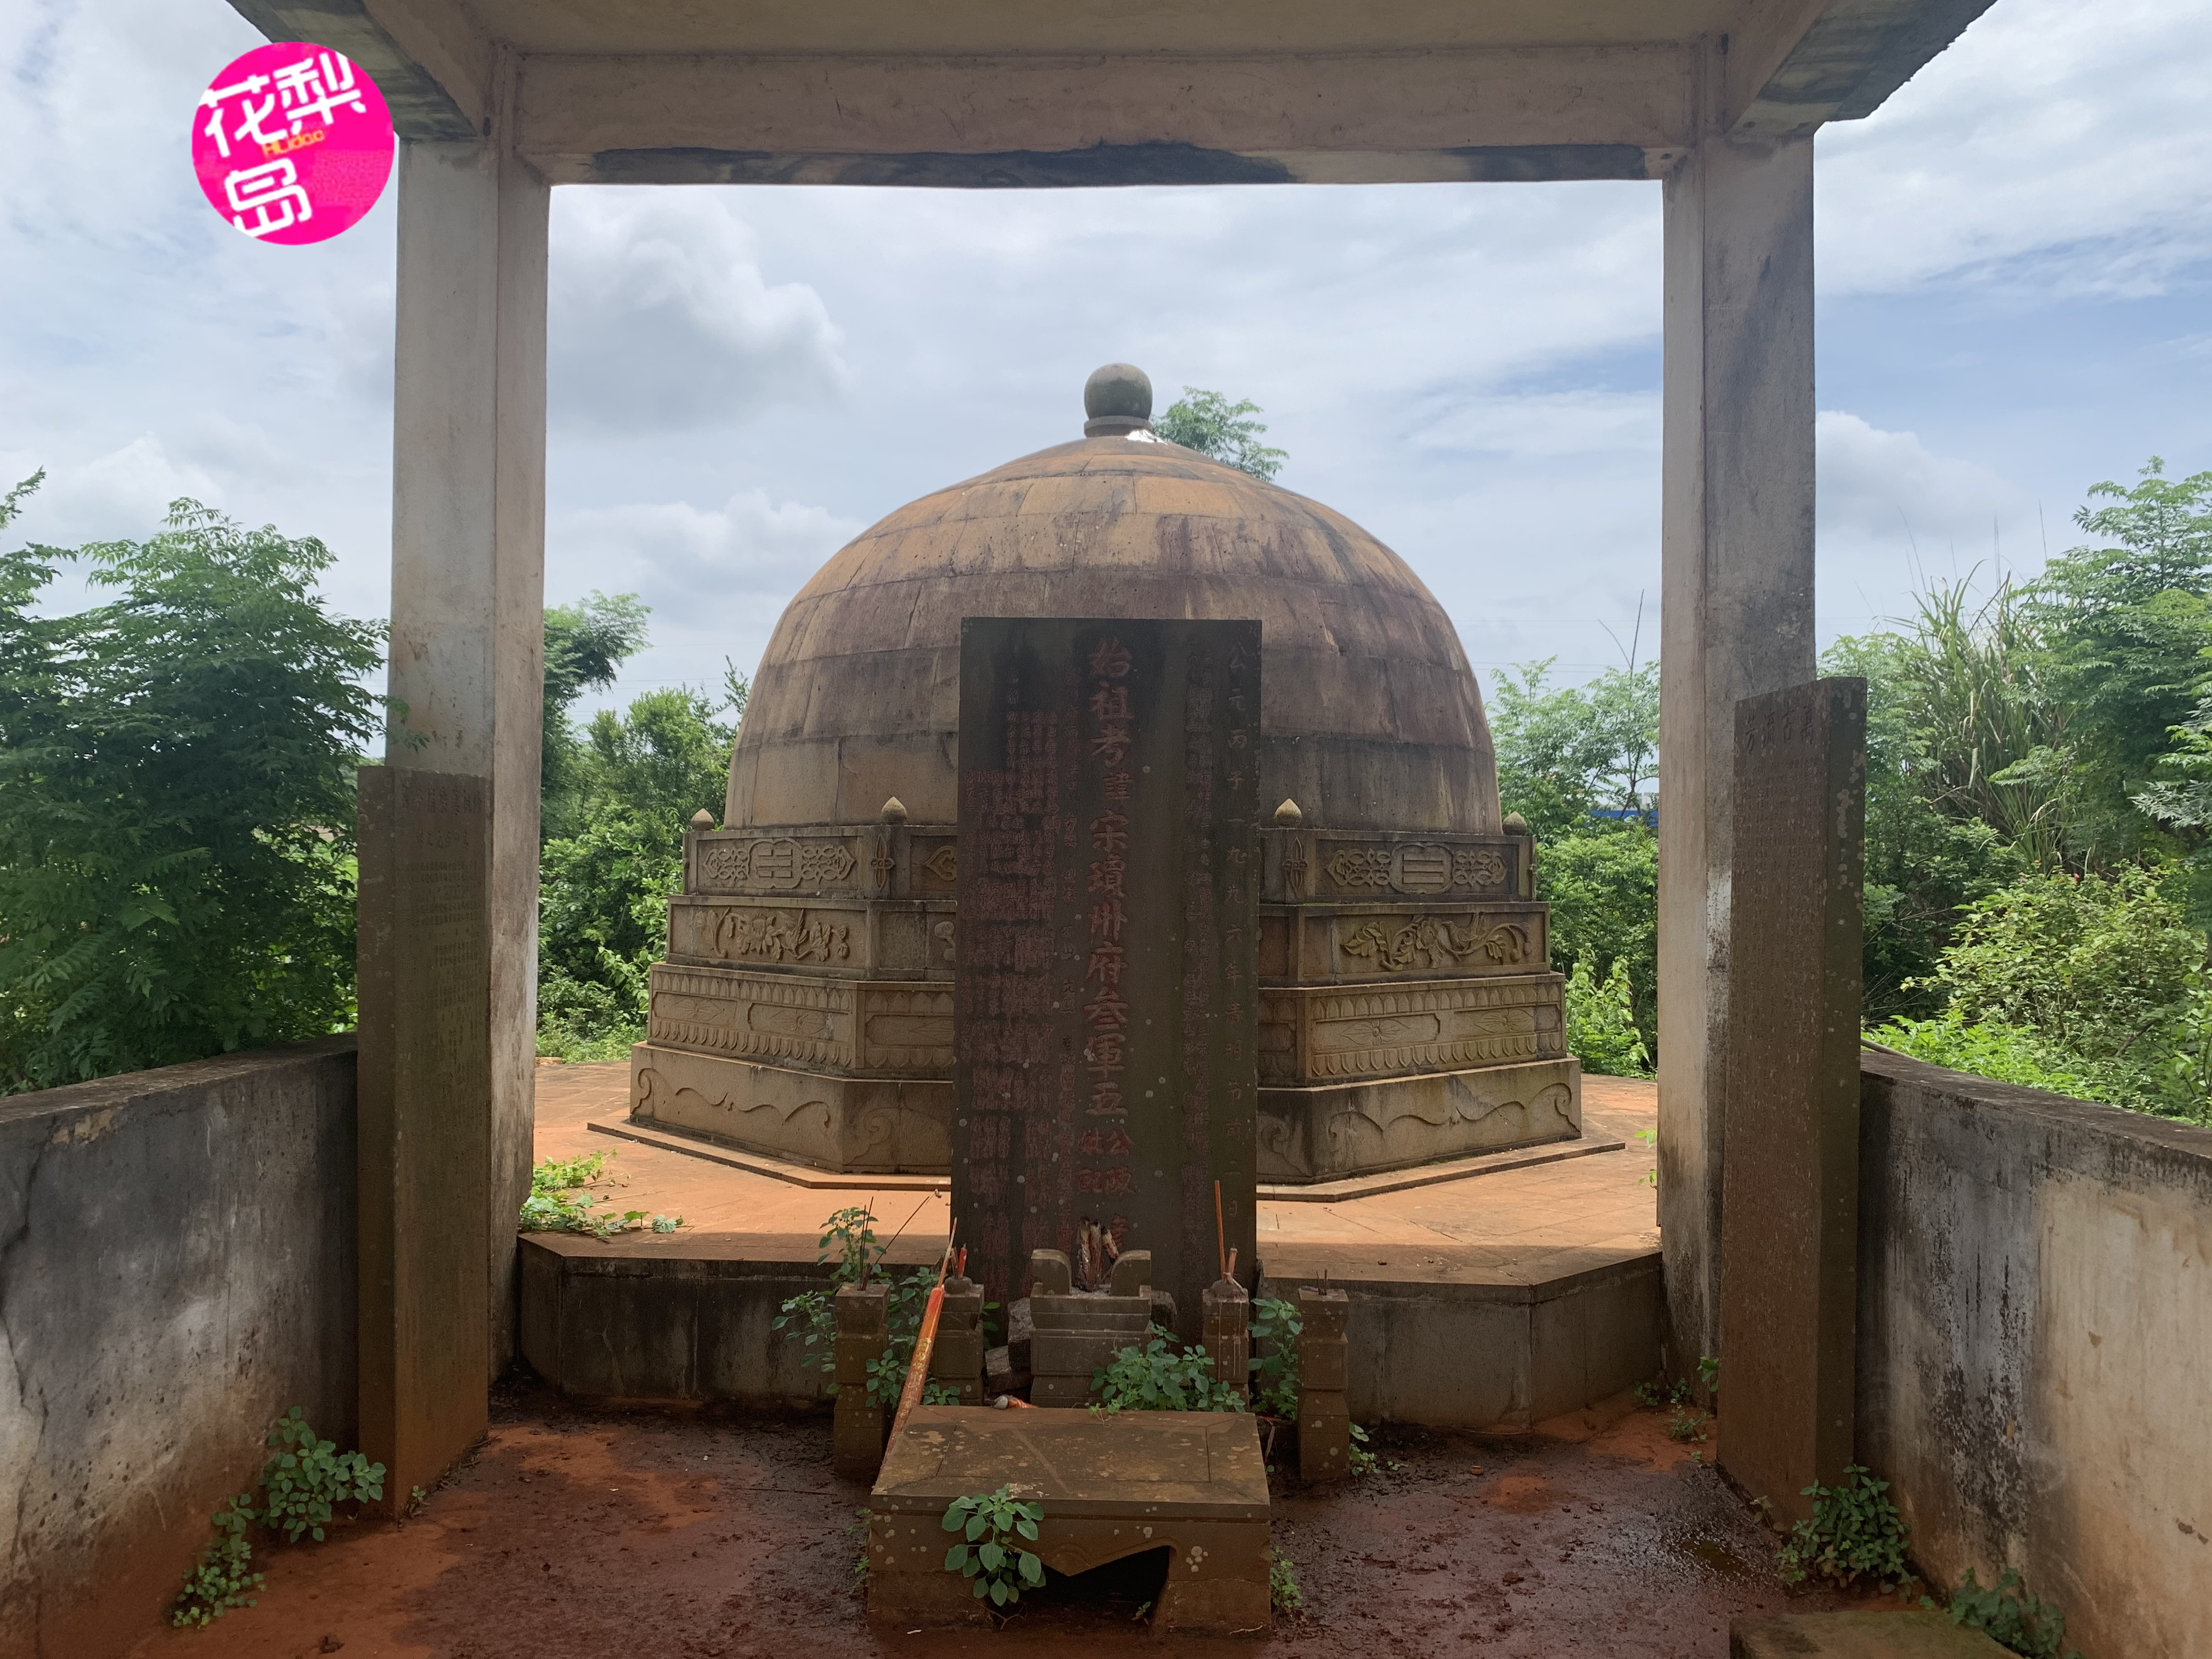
3;0;2209;713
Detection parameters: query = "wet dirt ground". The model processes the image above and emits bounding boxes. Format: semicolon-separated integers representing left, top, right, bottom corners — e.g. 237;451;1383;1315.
125;1381;1898;1659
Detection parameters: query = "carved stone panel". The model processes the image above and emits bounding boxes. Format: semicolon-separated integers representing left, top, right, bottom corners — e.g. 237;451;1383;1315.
1317;904;1547;980
1261;975;1566;1086
647;964;856;1070
859;986;956;1073
667;897;866;971
692;832;862;895
1266;830;1523;902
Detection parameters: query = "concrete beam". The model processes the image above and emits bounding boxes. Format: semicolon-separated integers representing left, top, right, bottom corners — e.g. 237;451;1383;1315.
1656;48;1817;1378
383;50;548;1385
1725;0;2000;136
227;0;490;138
514;48;1695;185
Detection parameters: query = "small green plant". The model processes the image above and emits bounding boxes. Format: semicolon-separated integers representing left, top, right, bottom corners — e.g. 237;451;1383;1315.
941;1486;1046;1607
258;1407;386;1543
171;1497;262;1627
1269;1547;1304;1615
1636;1127;1658;1187
1697;1355;1720;1396
518;1149;683;1237
1634;1376;1692;1408
850;1506;874;1585
1093;1336;1248;1412
1248;1296;1303;1418
1927;1568;2079;1659
1778;1464;1911;1590
774;1206;965;1404
1346;1421;1400;1476
1665;1406;1710;1443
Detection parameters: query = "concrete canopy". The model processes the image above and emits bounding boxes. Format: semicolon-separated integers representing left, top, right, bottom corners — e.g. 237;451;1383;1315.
232;0;1993;183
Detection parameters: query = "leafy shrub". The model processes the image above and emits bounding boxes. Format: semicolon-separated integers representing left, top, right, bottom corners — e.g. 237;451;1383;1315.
171;1497;261;1627
1269;1548;1303;1614
172;1408;385;1626
259;1407;385;1543
1539;826;1658;1056
1153;388;1288;482
1778;1465;1911;1590
0;485;382;1094
1564;955;1652;1077
773;1206;959;1406
1931;1567;2080;1659
1248;1296;1302;1419
941;1487;1046;1607
517;1149;681;1236
1092;1336;1246;1412
1870;1013;2095;1097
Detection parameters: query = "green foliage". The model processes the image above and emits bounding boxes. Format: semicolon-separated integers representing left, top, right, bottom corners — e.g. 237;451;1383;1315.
1912;867;2212;1120
1154;388;1287;482
772;1206;957;1404
1633;1377;1692;1409
1092;1335;1247;1413
1489;658;1659;843
1488;657;1660;1056
1562;955;1651;1077
259;1407;386;1544
1269;1548;1303;1615
537;667;741;1058
1778;1465;1911;1590
1928;1567;2080;1659
2029;459;2212;860
518;1149;682;1236
1248;1295;1303;1419
171;1496;261;1627
1346;1421;1397;1476
541;591;649;839
941;1486;1046;1607
0;484;382;1094
1871;1012;2095;1096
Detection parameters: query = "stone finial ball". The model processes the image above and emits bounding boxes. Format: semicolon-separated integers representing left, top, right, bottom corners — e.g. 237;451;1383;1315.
1084;363;1153;422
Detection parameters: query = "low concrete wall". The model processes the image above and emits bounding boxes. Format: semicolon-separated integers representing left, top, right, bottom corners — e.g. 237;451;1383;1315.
1858;1049;2212;1659
520;1235;842;1401
0;1037;358;1658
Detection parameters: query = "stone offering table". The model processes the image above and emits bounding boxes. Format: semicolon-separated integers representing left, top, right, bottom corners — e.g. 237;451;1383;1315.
866;1405;1271;1634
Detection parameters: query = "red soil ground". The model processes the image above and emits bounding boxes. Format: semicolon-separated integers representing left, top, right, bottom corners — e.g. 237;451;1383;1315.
125;1380;1900;1659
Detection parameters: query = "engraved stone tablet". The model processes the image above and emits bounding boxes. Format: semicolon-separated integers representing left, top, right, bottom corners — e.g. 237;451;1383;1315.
1719;678;1866;1524
355;765;491;1504
954;618;1261;1344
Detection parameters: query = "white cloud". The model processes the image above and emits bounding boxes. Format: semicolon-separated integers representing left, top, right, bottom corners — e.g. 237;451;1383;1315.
549;191;851;432
1818;410;2035;561
1819;0;2212;297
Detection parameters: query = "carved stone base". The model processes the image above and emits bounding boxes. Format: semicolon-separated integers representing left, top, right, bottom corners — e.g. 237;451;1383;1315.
629;1043;951;1174
1256;1057;1582;1183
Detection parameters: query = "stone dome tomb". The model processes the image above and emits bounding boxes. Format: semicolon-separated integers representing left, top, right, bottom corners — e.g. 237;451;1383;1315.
629;365;1581;1181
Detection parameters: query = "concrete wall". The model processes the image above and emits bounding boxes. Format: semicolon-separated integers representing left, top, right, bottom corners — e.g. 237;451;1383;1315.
0;1037;358;1658
1858;1049;2212;1659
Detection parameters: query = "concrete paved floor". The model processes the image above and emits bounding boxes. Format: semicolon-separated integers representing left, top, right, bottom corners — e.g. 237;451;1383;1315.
530;1061;1660;1281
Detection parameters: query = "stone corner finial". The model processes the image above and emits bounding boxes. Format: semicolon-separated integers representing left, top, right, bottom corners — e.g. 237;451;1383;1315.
1502;811;1531;836
1082;362;1154;438
880;795;909;824
689;808;716;832
1273;798;1304;827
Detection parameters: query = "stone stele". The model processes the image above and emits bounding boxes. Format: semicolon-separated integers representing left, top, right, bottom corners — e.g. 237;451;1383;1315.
629;364;1581;1182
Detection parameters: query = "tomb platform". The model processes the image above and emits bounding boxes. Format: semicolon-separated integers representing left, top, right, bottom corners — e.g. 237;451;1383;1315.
865;1406;1271;1635
522;1063;1659;1428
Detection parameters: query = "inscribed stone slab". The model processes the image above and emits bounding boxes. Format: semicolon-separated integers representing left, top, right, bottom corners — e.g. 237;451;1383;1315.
1718;679;1866;1523
356;765;491;1505
954;618;1261;1342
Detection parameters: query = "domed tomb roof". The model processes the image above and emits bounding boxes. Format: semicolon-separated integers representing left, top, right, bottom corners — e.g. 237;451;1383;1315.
726;366;1499;834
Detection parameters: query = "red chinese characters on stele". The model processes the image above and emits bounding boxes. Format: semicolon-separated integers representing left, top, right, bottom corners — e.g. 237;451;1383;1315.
191;43;393;245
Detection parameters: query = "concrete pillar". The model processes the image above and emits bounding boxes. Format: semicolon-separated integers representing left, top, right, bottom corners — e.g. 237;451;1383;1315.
379;53;549;1392
1656;94;1816;1379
